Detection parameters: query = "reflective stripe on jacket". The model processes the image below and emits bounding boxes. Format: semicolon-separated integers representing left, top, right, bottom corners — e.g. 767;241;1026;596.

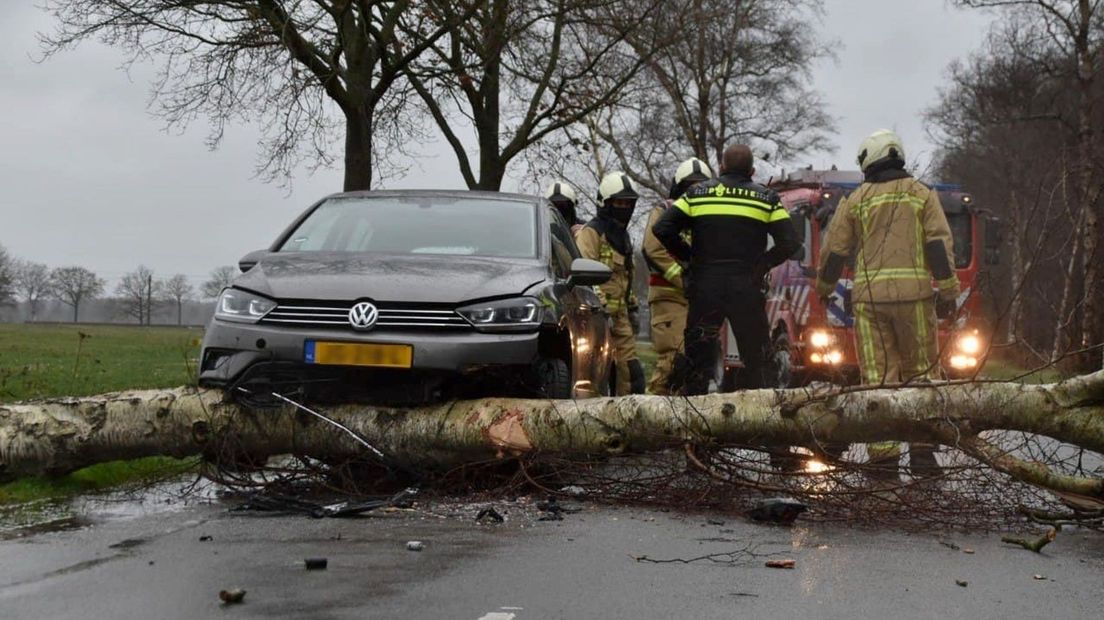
642;202;686;303
652;173;800;271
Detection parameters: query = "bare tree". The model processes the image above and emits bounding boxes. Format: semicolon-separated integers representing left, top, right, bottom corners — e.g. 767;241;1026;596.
201;265;237;299
955;0;1104;367
930;7;1104;369
404;0;673;190
0;244;15;307
116;265;162;325
50;266;105;323
584;0;835;193
163;274;195;326
13;260;54;321
40;1;483;191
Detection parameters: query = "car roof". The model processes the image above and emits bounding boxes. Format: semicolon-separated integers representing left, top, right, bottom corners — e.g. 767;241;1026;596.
322;189;542;204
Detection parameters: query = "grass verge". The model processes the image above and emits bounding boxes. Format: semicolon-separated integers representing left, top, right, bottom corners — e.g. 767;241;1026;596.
1;323;203;505
0;457;198;505
0;323;202;402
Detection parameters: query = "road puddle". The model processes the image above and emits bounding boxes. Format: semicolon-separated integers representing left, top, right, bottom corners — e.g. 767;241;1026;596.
0;477;217;540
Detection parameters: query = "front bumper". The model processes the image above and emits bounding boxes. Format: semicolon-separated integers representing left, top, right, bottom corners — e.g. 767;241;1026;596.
199;319;540;385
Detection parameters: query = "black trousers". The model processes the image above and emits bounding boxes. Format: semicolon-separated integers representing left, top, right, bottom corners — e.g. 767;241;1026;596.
676;268;769;394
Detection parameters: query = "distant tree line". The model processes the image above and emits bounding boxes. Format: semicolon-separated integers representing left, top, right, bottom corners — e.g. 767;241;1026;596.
0;243;234;325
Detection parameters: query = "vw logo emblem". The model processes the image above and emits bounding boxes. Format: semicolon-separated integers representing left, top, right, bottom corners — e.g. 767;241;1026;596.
348;301;379;330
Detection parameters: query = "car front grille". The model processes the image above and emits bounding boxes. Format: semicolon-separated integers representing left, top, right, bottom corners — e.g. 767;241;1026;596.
260;300;471;331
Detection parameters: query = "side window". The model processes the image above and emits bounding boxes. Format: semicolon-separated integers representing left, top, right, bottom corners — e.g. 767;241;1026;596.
548;208;578;278
802;215;813;264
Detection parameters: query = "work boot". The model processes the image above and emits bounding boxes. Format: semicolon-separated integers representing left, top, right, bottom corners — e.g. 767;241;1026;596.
628;359;646;394
907;443;942;479
767;447;803;473
865;442;902;486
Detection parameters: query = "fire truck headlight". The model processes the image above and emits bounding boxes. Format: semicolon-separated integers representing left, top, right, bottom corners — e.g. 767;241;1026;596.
957;333;982;355
809;330;833;348
949;355;979;370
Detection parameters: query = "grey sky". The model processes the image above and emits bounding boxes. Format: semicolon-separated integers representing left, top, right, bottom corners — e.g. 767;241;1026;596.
0;1;994;291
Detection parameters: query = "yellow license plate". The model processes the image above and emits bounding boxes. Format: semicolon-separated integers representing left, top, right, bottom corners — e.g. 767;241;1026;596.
305;341;413;368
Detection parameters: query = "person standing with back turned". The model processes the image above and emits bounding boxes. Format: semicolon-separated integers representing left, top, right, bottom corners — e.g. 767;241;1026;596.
815;129;960;477
653;145;800;394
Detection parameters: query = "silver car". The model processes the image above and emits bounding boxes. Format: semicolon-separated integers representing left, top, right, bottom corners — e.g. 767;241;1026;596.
199;190;614;404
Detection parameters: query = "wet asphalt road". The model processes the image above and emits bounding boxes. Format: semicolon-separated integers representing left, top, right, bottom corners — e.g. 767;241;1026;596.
1;496;1102;620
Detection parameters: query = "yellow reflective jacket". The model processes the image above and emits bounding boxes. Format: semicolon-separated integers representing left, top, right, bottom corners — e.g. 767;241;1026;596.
642;202;687;304
816;175;959;304
575;225;637;313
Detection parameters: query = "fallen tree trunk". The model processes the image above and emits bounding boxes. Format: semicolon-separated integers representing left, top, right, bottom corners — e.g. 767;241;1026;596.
2;372;1103;498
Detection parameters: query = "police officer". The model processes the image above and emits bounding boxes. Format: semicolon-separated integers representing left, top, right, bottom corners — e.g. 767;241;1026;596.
576;172;646;395
815;129;959;477
653;145;800;394
641;157;714;394
545;181;582;232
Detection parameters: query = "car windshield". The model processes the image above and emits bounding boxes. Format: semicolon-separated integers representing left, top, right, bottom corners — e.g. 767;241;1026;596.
278;196;538;258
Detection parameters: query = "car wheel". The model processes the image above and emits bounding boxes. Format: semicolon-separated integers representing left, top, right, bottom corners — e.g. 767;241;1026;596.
534;357;572;399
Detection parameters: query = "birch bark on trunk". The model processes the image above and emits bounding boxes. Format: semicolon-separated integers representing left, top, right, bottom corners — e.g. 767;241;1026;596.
2;373;1103;498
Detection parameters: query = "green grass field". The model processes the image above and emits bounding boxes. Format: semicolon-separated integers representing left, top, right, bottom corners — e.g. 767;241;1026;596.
0;323;202;402
0;324;202;505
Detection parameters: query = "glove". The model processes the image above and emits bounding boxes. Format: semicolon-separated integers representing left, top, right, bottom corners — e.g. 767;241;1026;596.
680;263;693;295
936;297;956;320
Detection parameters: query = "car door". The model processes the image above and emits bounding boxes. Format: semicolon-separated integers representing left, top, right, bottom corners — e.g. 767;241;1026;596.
547;209;608;395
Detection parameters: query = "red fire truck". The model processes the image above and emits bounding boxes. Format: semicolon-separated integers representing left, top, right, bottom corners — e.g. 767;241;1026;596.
720;169;1001;388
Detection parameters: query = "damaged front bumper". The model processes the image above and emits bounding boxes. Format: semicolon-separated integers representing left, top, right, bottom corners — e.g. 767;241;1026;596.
199;320;541;403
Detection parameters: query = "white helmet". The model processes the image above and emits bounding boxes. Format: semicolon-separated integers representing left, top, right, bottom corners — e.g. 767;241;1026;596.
597;172;639;203
856;129;905;171
544;181;577;205
674;157;713;186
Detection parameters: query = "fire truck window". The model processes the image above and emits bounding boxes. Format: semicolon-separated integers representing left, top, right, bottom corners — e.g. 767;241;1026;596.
947;213;972;269
802;216;813;263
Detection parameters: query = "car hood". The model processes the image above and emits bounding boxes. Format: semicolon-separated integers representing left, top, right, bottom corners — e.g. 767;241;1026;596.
234;252;549;303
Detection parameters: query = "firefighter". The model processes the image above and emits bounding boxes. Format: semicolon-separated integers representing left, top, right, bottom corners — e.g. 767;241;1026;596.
815;129;960;478
545;181;582;232
575;172;646;395
641;157;714;394
653;145;800;395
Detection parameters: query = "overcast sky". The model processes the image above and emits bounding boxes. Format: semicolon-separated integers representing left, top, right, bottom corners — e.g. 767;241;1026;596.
0;1;994;291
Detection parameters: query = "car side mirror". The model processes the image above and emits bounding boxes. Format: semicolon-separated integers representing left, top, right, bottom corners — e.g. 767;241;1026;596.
239;249;269;273
567;258;612;286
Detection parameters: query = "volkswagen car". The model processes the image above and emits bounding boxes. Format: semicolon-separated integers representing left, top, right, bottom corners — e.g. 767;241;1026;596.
199;190;614;404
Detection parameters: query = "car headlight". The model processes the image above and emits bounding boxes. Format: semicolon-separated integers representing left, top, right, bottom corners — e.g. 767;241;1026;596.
215;289;277;323
457;297;542;332
809;329;833;348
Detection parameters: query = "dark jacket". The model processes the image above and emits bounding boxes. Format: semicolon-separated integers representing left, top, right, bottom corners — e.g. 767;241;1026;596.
651;172;800;272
